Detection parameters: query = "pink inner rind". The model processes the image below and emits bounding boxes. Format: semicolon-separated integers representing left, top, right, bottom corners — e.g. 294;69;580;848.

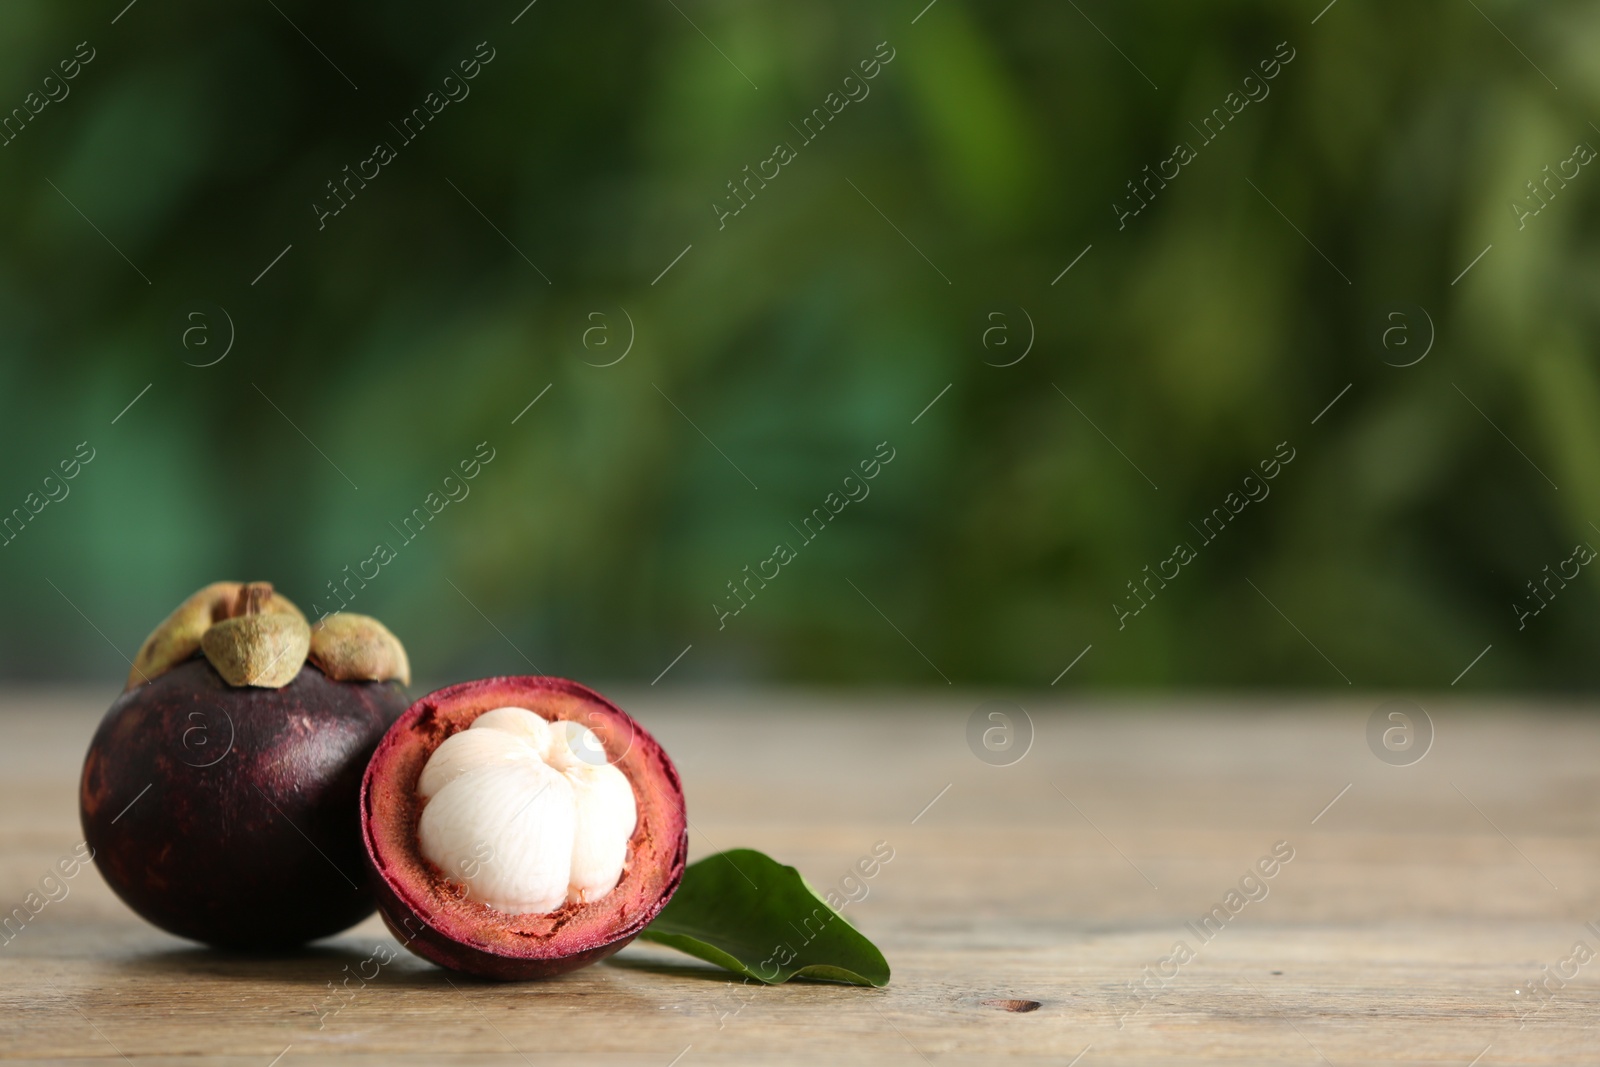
360;676;688;979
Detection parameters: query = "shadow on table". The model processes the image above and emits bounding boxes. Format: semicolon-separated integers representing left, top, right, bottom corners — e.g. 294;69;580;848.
108;942;456;989
603;953;737;983
109;941;734;990
605;949;867;988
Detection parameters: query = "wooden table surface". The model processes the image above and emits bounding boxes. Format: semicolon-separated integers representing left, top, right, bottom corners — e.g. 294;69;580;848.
4;687;1597;1065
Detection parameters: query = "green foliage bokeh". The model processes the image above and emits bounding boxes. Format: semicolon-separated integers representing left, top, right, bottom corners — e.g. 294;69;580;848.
1;0;1596;689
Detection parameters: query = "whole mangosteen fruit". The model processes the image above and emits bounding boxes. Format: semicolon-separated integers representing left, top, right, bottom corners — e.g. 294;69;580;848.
79;582;411;949
361;676;687;979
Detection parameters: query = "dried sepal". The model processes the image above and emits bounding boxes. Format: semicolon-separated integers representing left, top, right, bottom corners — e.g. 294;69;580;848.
126;581;305;690
201;613;312;688
308;614;411;685
126;582;235;689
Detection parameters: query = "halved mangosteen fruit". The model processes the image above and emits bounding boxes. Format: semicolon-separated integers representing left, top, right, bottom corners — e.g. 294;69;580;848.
360;676;688;979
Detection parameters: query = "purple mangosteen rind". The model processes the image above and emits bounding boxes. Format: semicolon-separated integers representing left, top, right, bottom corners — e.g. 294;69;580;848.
79;658;408;949
360;676;689;980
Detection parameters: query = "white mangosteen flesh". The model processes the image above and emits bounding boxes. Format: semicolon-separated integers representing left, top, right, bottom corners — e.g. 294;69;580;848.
415;707;638;914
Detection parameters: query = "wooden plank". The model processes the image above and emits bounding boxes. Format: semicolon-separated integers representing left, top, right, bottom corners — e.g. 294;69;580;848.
3;690;1597;1064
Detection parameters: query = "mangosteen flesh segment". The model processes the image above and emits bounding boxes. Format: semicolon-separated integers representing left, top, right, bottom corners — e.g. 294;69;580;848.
362;676;688;980
416;708;638;913
79;660;408;949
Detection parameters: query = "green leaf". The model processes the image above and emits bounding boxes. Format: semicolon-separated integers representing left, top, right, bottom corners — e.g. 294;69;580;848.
638;848;890;986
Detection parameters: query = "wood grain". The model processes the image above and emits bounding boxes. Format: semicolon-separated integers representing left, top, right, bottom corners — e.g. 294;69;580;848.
3;688;1598;1064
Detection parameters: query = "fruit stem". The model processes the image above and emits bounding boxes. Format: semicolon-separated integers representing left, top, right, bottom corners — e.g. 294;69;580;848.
227;582;276;620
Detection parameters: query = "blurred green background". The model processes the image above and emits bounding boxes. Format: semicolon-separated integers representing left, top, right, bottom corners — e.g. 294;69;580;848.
1;0;1596;689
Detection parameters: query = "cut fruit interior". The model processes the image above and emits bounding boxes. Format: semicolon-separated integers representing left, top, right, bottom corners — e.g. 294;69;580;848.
361;676;687;978
415;707;638;913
